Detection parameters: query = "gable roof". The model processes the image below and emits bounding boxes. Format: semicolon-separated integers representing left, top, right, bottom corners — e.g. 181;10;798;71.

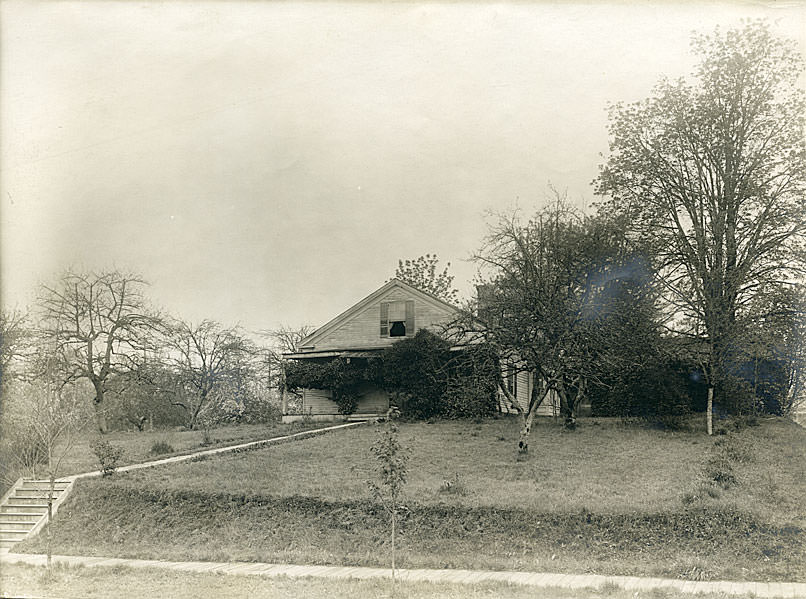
296;278;460;351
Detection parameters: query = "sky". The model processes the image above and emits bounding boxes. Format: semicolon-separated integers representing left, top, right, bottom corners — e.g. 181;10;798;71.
2;1;804;334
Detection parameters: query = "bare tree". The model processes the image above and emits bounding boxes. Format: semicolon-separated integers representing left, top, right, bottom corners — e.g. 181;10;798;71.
596;23;806;433
268;324;316;356
264;325;315;416
37;269;160;433
163;319;255;430
5;351;86;571
0;308;31;391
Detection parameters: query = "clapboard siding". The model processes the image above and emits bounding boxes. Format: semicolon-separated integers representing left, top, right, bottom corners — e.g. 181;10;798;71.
303;388;339;415
303;384;390;416
499;375;560;417
309;288;455;351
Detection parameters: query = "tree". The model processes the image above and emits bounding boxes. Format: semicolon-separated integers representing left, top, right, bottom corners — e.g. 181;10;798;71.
463;195;659;451
105;363;185;431
163;319;255;430
268;324;315;355
0;308;31;391
37;270;160;433
264;324;315;416
731;283;806;415
595;22;806;434
366;408;409;585
394;254;459;303
4;352;86;571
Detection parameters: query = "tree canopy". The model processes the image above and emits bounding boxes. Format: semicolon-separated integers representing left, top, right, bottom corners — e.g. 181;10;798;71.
394;254;459;304
595;22;806;430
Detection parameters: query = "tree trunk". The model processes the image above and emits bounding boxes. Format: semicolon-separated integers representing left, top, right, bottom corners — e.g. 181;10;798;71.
707;385;714;435
93;399;108;434
47;472;54;572
391;506;396;584
92;381;108;434
518;380;551;453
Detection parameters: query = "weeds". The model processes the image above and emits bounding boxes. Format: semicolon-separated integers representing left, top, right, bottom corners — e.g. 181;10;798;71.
150;441;175;456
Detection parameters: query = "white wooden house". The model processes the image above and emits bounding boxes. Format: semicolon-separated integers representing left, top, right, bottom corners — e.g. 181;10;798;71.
282;278;558;421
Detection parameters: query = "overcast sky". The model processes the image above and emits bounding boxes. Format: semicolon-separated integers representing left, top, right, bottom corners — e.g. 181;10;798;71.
2;1;804;334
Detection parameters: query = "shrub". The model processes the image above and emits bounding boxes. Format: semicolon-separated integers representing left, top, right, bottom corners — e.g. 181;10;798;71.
1;425;47;472
149;441;175;456
90;439;124;477
440;378;497;419
590;359;701;424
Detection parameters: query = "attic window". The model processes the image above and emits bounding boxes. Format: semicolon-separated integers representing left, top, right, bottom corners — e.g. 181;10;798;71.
380;299;415;338
389;321;406;337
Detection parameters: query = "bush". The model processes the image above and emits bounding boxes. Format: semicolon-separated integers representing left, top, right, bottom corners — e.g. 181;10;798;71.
1;425;47;471
590;359;703;424
149;440;175;456
381;330;451;419
91;439;124;476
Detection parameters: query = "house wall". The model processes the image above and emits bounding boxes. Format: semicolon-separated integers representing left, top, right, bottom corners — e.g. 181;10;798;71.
309;288;455;351
303;383;390;416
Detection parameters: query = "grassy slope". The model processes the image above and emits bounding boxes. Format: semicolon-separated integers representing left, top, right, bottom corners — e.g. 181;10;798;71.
95;418;709;512
0;563;740;599
4;421;324;482
17;416;806;582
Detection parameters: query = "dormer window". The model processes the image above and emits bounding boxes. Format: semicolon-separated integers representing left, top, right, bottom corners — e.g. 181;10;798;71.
380;300;415;338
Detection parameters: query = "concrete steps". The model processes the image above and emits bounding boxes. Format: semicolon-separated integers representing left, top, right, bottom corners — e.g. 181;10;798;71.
0;478;74;551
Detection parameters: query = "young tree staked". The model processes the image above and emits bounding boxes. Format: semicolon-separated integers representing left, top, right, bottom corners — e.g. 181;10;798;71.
367;408;409;584
596;22;806;433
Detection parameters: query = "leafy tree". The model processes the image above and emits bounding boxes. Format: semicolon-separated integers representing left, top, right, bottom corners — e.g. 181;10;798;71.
730;284;806;415
464;195;660;451
37;269;161;433
394;254;459;303
105;363;186;430
595;22;806;433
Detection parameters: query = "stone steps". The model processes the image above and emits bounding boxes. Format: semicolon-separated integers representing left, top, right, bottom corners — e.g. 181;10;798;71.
0;478;73;550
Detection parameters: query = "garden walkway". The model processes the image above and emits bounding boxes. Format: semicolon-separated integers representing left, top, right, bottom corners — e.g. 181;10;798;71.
2;552;804;598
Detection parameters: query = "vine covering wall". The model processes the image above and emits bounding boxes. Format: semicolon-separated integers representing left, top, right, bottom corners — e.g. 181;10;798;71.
284;330;498;418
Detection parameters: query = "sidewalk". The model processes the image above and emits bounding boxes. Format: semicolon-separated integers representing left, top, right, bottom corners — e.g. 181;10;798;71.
2;552;804;598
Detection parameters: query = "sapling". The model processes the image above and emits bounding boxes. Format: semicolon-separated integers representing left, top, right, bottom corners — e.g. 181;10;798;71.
366;407;409;584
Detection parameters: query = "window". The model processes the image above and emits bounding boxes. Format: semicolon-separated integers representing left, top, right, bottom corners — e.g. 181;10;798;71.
389;321;406;337
380;300;415;338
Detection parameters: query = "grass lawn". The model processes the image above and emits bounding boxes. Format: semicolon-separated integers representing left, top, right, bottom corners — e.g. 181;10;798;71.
0;562;741;599
16;416;806;583
2;420;325;485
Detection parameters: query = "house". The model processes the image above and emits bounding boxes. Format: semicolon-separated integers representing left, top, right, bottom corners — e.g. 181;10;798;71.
281;278;558;422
